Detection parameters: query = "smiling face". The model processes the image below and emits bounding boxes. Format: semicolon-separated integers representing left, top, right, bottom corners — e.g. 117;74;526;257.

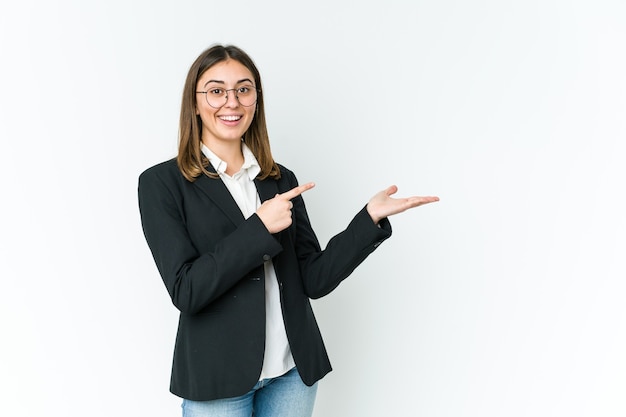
195;59;257;150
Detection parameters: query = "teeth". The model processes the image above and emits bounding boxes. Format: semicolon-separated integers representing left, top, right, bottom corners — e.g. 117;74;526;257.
219;115;241;121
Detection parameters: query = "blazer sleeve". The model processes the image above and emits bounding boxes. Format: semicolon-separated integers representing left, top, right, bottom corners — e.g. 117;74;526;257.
138;163;283;314
283;169;392;299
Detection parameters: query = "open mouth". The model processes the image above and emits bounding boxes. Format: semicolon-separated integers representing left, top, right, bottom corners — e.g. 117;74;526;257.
218;115;242;122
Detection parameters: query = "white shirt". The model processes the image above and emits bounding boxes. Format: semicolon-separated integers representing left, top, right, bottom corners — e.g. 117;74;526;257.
202;143;295;380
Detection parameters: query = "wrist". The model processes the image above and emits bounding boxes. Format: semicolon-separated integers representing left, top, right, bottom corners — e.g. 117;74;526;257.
366;203;381;225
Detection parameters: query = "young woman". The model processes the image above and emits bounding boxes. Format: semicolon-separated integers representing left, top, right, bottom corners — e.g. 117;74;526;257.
138;44;438;417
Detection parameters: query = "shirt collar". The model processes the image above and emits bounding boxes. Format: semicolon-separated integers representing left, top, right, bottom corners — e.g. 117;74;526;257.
201;142;261;180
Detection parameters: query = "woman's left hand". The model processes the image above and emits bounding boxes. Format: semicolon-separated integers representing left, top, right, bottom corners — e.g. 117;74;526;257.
366;185;439;224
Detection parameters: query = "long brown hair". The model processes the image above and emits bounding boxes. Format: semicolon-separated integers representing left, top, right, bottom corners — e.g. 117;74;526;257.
177;44;280;182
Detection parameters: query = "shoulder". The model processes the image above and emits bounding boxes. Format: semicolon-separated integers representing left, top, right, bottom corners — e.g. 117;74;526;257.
276;163;298;186
139;158;181;183
140;158;178;177
138;158;188;196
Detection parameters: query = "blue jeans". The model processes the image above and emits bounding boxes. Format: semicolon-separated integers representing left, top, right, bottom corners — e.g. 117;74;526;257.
181;367;318;417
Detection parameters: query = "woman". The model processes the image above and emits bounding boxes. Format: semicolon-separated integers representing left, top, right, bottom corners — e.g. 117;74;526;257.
138;44;438;417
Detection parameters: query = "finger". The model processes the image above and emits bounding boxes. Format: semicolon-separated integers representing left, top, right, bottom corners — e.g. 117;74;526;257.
406;196;440;206
279;182;316;200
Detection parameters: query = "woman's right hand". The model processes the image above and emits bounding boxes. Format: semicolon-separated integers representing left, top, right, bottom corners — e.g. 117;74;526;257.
256;182;315;233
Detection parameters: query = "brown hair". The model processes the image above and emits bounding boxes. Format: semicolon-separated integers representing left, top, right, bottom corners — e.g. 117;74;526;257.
177;44;280;182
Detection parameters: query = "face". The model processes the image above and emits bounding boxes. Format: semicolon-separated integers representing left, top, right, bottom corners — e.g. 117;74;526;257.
196;59;257;149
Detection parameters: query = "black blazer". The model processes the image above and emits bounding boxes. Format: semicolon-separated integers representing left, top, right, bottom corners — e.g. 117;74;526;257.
138;159;391;401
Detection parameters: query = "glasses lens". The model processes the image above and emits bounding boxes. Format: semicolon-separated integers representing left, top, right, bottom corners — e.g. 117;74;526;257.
206;89;227;108
236;86;257;107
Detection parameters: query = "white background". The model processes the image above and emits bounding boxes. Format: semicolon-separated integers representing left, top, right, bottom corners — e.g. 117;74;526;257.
1;1;625;416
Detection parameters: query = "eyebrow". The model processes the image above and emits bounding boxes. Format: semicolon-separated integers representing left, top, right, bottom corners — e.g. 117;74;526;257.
203;78;254;88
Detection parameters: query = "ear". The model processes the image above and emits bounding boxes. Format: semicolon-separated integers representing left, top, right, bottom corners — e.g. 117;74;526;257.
195;106;200;115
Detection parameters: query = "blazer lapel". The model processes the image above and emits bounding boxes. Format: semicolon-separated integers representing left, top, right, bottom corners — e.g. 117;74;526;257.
254;177;279;204
194;170;244;226
193;168;281;229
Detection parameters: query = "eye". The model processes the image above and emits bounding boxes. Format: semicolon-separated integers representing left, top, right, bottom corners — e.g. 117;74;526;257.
209;88;225;95
238;86;252;94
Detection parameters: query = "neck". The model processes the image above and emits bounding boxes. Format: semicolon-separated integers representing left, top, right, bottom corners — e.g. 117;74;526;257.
203;139;244;176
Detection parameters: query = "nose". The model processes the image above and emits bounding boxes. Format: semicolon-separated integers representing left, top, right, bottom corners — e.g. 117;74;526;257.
224;89;240;107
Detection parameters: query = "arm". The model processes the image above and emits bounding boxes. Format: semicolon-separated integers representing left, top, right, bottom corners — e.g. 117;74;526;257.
295;203;392;299
138;166;283;314
284;173;439;299
270;171;391;299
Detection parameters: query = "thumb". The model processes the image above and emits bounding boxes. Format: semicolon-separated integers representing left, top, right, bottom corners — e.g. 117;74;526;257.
385;185;398;196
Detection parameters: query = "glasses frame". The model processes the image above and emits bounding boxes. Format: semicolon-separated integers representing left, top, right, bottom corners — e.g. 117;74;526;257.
196;86;260;109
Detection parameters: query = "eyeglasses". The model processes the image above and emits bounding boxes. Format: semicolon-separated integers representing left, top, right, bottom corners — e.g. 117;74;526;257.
196;85;259;108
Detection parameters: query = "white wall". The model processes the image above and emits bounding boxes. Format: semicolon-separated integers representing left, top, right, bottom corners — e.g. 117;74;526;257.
1;1;625;416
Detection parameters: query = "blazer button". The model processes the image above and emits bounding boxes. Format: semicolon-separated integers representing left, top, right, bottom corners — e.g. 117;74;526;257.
263;254;271;261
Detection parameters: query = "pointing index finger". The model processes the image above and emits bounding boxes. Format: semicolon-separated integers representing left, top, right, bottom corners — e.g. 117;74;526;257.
280;182;315;200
